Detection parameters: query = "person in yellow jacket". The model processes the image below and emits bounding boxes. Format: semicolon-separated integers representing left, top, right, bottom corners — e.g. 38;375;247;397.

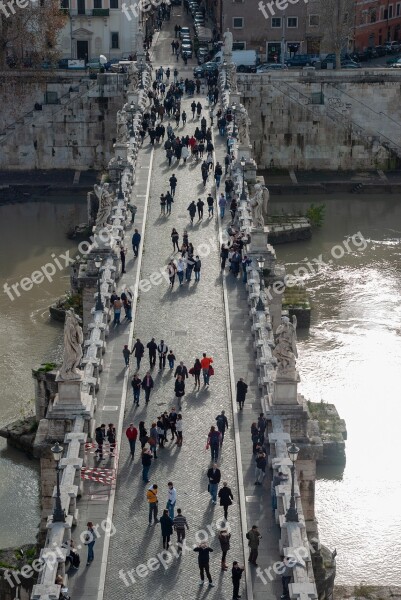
147;484;159;525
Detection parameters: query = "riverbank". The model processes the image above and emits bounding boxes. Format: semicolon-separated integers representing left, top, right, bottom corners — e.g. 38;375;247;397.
336;586;401;600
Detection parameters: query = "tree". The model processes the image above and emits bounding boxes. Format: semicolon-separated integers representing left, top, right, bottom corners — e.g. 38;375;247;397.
319;0;356;68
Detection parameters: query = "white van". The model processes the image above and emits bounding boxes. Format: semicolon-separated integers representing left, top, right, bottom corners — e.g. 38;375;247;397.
210;50;259;72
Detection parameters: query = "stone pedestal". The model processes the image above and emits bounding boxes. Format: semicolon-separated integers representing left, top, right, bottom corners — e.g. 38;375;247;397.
47;373;94;419
272;370;300;405
237;144;252;161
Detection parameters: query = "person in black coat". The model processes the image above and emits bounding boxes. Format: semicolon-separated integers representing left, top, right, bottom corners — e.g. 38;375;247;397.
131;338;145;370
174;362;188;379
232;562;244;600
218;481;234;520
174;376;185;407
193;543;214;586
147;338;157;367
142;371;154;403
236;378;248;409
160;509;174;549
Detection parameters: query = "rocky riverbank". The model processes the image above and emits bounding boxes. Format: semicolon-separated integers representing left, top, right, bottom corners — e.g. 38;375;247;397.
0;417;37;455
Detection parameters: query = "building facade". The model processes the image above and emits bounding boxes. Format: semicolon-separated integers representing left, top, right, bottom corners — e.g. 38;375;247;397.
354;0;401;49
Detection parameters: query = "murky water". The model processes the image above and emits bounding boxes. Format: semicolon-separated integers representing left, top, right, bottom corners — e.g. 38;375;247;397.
270;194;401;585
0;197;87;548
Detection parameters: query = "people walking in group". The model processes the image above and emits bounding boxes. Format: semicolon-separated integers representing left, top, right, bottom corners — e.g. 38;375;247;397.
191;358;202;388
106;423;116;456
175;413;183;445
126;423;138;457
218;482;234;521
218;527;231;571
255;449;267;485
174;375;185;407
174;361;188;380
147;484;159;524
167;349;176;369
171;228;180;252
167;260;177;288
131;338;144;370
187;200;196;224
95;424;105;460
194;255;201;281
131;373;141;405
160;509;173;549
147;338;157;368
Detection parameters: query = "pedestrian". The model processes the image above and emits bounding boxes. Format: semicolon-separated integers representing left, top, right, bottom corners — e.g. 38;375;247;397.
177;256;185;285
218;482;234;521
190;358;201;388
147;337;157;368
122;344;130;367
187;200;196;224
174;361;188;379
94;424;105;460
206;462;221;504
196;197;204;220
158;339;168;369
159;509;173;549
160;193;166;215
147;484;159;525
123;294;132;322
106;423;116;456
171;228;180;252
201;352;213;386
176;413;183;445
246;525;261;566
157;416;165;448
132;228;141;257
194;255;201;282
181;145;189;163
206;193;214;217
196;101;202;117
126;423;138;457
166;191;174;214
215;410;229;442
193;542;215;587
242;255;252;283
131;373;142;405
258;413;267;444
214;162;223;188
139;421;148;449
185;256;194;282
230;197;238;222
218;528;231;571
207;422;222;461
218;193;226;219
167;350;176;369
174;375;185;407
84;522;96;566
120;246;126;274
272;470;287;511
113;296;122;326
251;422;260;454
281;556;298;600
173;508;189;546
255;450;267;485
191;100;196;118
232;562;245;600
220;244;229;270
149;422;158;457
168;406;178;441
169;173;178;196
167;260;177;288
236;378;248;409
131;338;144;370
166;481;177;519
224;153;231;175
141;371;154;403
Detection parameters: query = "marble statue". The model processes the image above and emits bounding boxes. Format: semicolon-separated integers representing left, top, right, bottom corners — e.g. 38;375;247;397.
250;182;269;228
223;29;233;55
94;183;114;228
273;316;298;374
237;106;251;146
59;309;83;380
136;27;144;57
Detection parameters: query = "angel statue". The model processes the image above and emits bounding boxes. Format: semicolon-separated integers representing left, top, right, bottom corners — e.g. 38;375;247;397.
237;106;251;146
59;309;84;380
94;183;114;229
250;183;269;228
273;315;298;375
223;29;233;56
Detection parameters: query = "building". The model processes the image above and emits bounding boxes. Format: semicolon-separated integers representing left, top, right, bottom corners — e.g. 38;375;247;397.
353;0;401;49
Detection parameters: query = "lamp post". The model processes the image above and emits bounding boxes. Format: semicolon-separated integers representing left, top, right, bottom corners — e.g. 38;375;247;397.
285;442;300;522
240;156;246;201
232;103;236;136
94;255;104;311
51;441;66;523
256;255;265;312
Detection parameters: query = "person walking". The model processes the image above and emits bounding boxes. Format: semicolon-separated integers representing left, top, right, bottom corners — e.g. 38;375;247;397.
214;162;223;189
174;375;185;407
206;193;214;217
167;350;176;370
166;481;177;519
182;110;187;126
258;413;267;444
106;423;116;456
196;197;204;220
218;193;226;219
220;244;229;270
126;423;138;457
84;522;96;566
251;422;260;454
175;413;183;445
94;424;106;460
207;462;221;504
236;378;248;409
147;338;157;368
141;447;152;482
232;562;245;600
194;255;201;282
187;200;196;224
113;296;122;326
207;426;222;462
191;358;201;388
215;410;229;442
149;422;158;458
147;484;159;525
158;340;168;369
167;260;177;288
173;508;189;546
120;246;126;274
132;228;141;257
193;543;215;587
171;228;180;252
160;193;166;215
281;556;297;600
141;371;154;403
160;509;174;549
166;191;174;214
185;256;194;282
131;338;144;370
218;482;234;521
169;173;178;196
255;450;267;485
218;528;231;571
246;525;261;566
122;344;130;367
131;373;142;405
224;153;231;175
177;256;185;285
201;353;213;386
139;421;148;449
174;361;188;380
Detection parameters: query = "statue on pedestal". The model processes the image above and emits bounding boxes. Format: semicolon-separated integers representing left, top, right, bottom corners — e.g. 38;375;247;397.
94;183;114;228
136;27;145;58
273;316;298;375
250;182;269;228
116;109;128;142
237;106;251;146
59;310;83;380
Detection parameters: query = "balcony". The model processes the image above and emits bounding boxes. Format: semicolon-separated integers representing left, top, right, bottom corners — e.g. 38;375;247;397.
69;8;109;16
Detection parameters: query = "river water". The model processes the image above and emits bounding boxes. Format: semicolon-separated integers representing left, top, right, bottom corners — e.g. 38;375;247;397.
0;197;86;549
270;194;401;585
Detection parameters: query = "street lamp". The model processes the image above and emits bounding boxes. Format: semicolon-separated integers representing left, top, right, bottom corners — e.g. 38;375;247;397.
94;255;104;311
240;156;246;201
51;441;66;523
256;255;265;312
285;442;300;522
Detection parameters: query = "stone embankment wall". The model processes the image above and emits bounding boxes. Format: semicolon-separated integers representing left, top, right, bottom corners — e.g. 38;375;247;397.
238;70;401;170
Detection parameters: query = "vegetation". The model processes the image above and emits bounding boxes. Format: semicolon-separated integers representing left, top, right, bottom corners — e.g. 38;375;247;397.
56;290;83;318
319;0;356;70
306;203;325;228
36;363;58;373
283;285;310;310
307;400;344;440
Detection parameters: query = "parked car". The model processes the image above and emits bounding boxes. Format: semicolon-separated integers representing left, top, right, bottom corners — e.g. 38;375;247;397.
390;58;401;68
197;47;210;64
181;43;193;58
181;35;192;44
193;62;219;77
386;54;401;65
385;41;400;53
285;54;318;67
375;45;387;56
341;60;361;68
179;26;191;39
321;54;360;69
257;63;288;72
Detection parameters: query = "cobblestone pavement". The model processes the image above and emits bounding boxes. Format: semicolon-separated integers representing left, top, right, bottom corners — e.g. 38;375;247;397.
103;14;248;600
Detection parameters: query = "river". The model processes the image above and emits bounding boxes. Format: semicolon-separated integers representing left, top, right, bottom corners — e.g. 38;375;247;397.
270;193;401;585
0;196;87;549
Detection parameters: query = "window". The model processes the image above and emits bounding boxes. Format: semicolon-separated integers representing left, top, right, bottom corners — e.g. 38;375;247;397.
272;17;282;27
233;0;244;3
397;4;401;17
287;17;298;28
77;0;85;14
94;0;102;7
233;17;243;28
110;0;118;8
233;41;246;50
309;15;319;27
370;9;376;23
60;0;69;8
111;32;119;48
384;8;388;19
389;4;393;18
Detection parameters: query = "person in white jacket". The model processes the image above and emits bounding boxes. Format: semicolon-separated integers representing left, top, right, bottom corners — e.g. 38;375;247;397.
167;482;177;519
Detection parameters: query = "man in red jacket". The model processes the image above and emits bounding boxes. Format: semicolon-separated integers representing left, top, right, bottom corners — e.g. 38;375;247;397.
126;423;138;457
